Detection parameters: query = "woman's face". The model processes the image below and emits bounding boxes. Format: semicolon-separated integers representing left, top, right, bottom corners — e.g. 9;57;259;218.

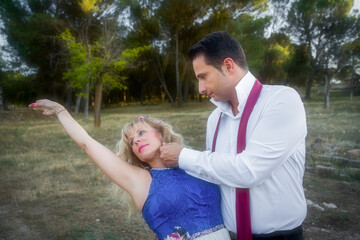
128;123;163;166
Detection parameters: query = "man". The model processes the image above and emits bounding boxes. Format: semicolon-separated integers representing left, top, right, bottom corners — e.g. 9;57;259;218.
160;31;307;240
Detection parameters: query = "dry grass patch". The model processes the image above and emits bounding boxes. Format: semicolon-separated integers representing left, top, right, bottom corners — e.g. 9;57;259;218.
0;97;359;239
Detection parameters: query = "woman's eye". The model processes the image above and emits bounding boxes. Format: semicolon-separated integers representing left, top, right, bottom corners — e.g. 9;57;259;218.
129;139;134;146
139;130;145;136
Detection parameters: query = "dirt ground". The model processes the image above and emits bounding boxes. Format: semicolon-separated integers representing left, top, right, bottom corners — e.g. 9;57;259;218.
1;164;359;240
302;170;360;240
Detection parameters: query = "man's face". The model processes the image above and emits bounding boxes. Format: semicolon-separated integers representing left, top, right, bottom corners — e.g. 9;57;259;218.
192;54;232;102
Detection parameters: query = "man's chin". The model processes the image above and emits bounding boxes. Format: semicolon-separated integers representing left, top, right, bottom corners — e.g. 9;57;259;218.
212;97;227;102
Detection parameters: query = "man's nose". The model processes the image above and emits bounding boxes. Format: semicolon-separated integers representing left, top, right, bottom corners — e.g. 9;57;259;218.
198;81;206;94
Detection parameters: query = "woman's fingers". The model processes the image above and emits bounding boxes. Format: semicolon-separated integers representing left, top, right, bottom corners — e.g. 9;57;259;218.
29;99;62;116
29;100;47;111
29;102;40;111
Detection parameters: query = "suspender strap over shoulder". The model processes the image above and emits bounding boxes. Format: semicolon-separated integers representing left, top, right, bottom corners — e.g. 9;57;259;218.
211;79;263;240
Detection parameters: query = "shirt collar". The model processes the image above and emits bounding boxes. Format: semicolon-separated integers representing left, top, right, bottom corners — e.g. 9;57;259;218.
210;71;256;118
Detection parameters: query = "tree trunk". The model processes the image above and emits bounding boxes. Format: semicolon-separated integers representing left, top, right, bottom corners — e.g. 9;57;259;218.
181;60;189;103
263;42;270;84
94;80;103;127
153;53;175;106
324;74;330;109
305;68;315;100
140;84;144;105
52;82;58;102
84;83;89;120
162;81;174;105
350;55;354;102
305;36;315;100
350;77;354;102
0;87;3;112
75;95;81;114
175;31;181;107
65;85;72;111
183;78;189;103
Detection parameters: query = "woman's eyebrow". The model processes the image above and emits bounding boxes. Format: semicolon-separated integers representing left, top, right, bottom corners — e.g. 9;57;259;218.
130;128;142;139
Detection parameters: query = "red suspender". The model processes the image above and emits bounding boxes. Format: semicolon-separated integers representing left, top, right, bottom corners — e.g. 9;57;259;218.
212;79;263;240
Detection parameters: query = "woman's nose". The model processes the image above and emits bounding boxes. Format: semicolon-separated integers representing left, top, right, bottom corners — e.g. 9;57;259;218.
134;135;143;144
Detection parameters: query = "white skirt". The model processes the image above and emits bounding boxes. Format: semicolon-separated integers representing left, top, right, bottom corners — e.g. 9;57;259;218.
195;227;231;240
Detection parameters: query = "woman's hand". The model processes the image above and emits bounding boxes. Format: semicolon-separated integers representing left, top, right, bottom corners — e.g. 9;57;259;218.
29;99;66;116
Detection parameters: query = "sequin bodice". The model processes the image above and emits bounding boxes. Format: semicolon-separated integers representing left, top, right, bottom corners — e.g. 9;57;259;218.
142;168;224;240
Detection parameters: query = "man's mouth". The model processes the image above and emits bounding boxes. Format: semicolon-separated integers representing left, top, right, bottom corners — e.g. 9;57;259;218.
138;144;149;153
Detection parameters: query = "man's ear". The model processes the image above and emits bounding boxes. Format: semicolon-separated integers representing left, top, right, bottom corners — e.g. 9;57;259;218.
222;58;235;74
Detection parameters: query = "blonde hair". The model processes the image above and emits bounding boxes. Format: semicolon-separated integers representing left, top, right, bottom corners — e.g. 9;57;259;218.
115;117;184;169
111;117;184;216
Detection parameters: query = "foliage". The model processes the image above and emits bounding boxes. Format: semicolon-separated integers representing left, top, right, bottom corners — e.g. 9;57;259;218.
0;0;359;105
284;0;358;99
0;0;80;98
59;28;151;95
0;71;36;105
123;0;269;105
338;37;360;80
284;44;311;86
79;0;102;13
230;14;270;77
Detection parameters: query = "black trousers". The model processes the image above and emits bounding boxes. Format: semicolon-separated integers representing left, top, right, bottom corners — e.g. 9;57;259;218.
230;225;303;240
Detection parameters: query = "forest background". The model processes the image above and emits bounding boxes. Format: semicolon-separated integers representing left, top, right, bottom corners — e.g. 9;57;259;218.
0;0;360;126
1;0;360;239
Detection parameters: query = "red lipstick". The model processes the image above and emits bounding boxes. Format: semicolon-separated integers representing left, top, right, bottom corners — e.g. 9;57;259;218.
138;144;149;153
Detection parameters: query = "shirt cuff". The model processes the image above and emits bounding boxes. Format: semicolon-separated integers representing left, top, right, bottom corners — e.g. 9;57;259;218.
178;147;201;171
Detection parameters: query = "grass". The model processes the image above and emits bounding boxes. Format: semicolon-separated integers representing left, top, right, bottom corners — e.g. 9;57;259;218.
304;92;360;181
0;91;359;239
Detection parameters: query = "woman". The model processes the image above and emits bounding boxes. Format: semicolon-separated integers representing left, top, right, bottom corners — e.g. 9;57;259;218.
29;99;230;240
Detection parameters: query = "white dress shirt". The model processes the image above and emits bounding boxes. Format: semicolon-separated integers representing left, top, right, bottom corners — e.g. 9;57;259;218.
179;71;307;234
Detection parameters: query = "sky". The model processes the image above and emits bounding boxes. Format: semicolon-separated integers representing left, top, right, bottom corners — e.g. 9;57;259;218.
351;0;360;14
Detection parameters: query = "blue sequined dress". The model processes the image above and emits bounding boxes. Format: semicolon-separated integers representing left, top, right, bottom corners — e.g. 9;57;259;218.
142;168;228;240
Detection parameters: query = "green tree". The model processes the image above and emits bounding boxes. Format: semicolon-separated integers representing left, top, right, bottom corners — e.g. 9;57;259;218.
261;33;292;84
285;0;355;100
338;36;360;101
0;0;87;100
59;0;151;126
155;0;209;107
156;0;268;106
227;14;270;79
125;0;269;106
124;0;176;105
284;43;311;86
60;27;150;126
0;71;36;106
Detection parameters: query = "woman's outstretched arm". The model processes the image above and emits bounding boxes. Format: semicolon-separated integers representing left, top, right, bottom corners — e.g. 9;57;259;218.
30;99;151;209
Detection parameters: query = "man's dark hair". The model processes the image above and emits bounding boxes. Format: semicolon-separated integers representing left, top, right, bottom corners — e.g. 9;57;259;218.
188;31;248;72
